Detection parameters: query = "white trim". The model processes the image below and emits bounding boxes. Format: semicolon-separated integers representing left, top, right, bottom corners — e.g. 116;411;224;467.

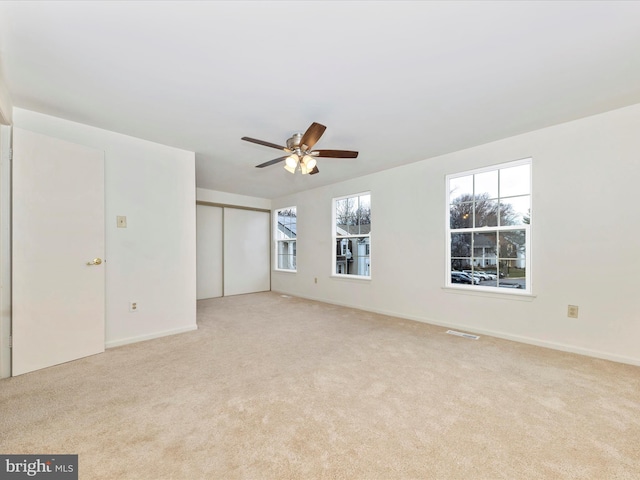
441;286;536;301
272;269;297;275
0;125;11;378
331;274;372;281
446;156;533;181
333;190;371;202
105;325;198;349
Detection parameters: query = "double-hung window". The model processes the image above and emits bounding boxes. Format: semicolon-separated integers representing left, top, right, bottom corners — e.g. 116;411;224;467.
446;159;531;293
333;192;371;278
275;207;296;271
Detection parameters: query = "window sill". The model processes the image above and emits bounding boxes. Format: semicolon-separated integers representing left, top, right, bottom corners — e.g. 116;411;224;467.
331;274;371;282
442;285;536;301
273;269;297;274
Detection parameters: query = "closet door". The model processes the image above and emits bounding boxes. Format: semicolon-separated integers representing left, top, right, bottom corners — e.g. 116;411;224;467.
196;205;223;299
223;208;270;296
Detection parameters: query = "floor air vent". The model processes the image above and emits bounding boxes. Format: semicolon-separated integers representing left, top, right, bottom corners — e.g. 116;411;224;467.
446;330;480;340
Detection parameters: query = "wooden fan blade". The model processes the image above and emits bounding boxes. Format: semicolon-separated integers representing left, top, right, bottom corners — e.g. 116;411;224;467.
309;166;320;175
242;137;287;151
255;156;288;168
313;149;359;158
299;122;326;150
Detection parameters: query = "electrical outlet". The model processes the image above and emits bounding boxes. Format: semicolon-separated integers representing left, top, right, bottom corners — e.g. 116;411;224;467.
567;305;579;318
130;301;138;312
314;277;318;284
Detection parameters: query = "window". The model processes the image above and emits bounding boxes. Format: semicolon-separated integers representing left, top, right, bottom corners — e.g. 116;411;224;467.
446;159;531;293
333;192;371;278
275;207;296;271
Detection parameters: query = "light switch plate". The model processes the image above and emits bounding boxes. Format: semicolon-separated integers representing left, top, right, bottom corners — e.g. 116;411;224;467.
117;216;127;228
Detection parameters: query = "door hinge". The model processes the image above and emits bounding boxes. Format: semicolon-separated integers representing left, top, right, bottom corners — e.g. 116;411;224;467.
8;335;12;348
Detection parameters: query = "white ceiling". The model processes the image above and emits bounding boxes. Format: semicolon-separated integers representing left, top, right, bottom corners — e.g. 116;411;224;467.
1;1;640;199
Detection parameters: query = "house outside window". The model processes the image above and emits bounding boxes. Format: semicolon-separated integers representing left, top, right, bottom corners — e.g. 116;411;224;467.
275;207;296;271
333;192;371;278
446;159;531;293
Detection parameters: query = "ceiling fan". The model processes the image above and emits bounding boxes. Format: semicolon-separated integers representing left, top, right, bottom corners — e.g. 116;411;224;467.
241;122;358;175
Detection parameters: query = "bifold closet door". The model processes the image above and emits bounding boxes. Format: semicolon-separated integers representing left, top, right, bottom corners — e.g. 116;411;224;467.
223;208;270;296
196;205;223;300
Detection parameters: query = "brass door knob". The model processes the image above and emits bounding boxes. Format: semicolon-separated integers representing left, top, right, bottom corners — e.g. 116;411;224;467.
86;258;103;266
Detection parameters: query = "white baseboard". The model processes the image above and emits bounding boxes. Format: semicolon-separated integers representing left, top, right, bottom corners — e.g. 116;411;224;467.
272;290;640;367
105;324;198;349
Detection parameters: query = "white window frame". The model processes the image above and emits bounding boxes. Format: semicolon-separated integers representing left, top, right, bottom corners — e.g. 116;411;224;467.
274;206;297;272
332;192;371;280
445;158;532;295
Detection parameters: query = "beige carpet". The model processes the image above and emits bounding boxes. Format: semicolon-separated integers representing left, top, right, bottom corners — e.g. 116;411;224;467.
1;292;639;479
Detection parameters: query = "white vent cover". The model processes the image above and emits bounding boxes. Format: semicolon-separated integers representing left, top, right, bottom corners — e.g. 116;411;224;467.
446;329;480;340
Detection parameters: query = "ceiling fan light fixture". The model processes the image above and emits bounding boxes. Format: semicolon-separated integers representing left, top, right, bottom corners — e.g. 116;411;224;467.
285;154;299;168
300;162;309;175
284;163;296;174
303;155;317;170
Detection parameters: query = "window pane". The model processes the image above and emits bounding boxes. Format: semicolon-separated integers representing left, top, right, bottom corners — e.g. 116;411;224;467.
449;175;473;202
475;170;498;200
336;197;358;235
500;164;530;197
335;198;347;234
277;254;296;270
357;194;371;234
498;260;526;289
472;232;497;268
500;196;530;226
450;202;473;228
277;240;296;270
335;237;370;276
451;258;472;272
475;198;498;227
498;230;525;259
276;208;296;240
451;233;472;258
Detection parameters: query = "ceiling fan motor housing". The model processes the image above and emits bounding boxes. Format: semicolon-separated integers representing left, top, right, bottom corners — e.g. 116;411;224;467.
287;133;303;151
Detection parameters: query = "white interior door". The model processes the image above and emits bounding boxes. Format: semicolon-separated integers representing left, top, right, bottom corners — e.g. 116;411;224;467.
223;208;270;296
196;204;223;299
12;128;105;376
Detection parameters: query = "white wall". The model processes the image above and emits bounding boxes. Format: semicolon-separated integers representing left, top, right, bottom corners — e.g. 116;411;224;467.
13;108;197;348
272;102;640;366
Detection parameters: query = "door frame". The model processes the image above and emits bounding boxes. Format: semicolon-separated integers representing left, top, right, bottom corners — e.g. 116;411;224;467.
196;201;271;298
0;124;11;378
